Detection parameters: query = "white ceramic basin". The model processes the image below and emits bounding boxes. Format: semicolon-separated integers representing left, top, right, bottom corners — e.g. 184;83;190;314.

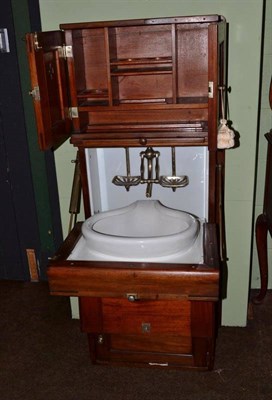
81;200;200;260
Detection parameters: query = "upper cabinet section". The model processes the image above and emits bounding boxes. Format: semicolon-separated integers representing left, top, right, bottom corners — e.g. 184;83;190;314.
27;15;226;150
72;24;208;107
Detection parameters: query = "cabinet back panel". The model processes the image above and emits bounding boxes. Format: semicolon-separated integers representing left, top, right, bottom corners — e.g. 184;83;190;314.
73;29;108;93
110;25;172;60
71;32;86;92
177;25;208;98
117;75;173;101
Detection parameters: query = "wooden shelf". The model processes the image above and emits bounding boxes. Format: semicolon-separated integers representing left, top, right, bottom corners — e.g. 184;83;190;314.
77;94;208;109
110;57;172;66
77;89;109;106
110;67;172;76
110;57;172;75
77;89;109;99
84;121;208;133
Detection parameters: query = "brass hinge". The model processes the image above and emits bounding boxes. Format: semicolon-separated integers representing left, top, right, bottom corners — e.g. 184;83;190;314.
69;107;78;118
58;45;73;59
29;86;40;101
208;81;214;98
33;32;42;51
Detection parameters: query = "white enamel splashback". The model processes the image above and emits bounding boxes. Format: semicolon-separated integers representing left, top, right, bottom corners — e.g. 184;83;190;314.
86;147;209;220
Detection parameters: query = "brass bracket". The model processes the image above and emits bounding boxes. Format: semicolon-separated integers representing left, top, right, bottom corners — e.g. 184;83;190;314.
69;107;79;119
29;86;40;101
58;45;73;59
208;81;214;98
33;32;42;51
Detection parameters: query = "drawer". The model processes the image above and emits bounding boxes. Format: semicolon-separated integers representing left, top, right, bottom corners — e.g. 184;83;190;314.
80;297;191;336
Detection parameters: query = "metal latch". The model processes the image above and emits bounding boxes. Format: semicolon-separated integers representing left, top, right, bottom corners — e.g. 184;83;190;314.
0;28;10;53
29;86;40;101
208;81;214;98
33;32;42;51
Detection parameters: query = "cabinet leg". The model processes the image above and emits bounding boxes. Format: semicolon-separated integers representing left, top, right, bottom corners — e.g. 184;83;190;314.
191;301;216;369
253;214;269;304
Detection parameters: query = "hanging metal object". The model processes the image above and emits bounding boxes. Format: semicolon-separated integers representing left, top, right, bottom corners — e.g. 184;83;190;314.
159;147;189;191
112;146;189;197
112;148;141;191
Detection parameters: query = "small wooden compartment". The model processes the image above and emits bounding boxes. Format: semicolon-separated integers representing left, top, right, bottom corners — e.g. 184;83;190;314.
26;14;226;148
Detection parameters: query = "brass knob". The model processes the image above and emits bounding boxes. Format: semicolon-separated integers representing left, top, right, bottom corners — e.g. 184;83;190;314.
139;138;147;146
127;294;137;302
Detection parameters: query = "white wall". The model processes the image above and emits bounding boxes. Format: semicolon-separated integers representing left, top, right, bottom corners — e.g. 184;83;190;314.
87;147;208;219
39;0;264;326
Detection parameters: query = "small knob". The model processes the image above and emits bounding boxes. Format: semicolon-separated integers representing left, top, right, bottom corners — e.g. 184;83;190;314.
97;334;104;344
127;294;137;302
139;138;147;146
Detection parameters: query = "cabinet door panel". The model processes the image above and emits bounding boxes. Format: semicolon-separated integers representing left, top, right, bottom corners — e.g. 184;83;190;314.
26;31;72;150
110;333;192;354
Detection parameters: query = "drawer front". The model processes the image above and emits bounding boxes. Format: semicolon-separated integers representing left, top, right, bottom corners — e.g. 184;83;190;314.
102;298;191;335
80;297;191;336
110;333;192;354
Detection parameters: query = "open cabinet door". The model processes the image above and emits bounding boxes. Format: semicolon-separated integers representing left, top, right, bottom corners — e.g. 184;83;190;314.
26;31;72;150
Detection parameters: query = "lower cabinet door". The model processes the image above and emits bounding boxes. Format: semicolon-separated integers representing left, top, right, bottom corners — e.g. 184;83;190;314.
79;297;216;370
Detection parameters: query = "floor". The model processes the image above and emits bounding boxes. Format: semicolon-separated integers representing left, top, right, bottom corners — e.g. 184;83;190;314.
0;281;271;400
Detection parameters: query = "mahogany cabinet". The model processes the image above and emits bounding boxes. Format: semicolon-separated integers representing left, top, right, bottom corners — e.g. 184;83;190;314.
26;15;227;370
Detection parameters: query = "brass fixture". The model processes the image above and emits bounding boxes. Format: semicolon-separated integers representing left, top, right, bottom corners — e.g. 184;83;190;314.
159;147;189;191
112;148;141;191
112;147;189;197
140;147;160;197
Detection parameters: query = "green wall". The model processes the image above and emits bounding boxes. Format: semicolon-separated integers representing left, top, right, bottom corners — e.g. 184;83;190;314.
39;0;264;326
